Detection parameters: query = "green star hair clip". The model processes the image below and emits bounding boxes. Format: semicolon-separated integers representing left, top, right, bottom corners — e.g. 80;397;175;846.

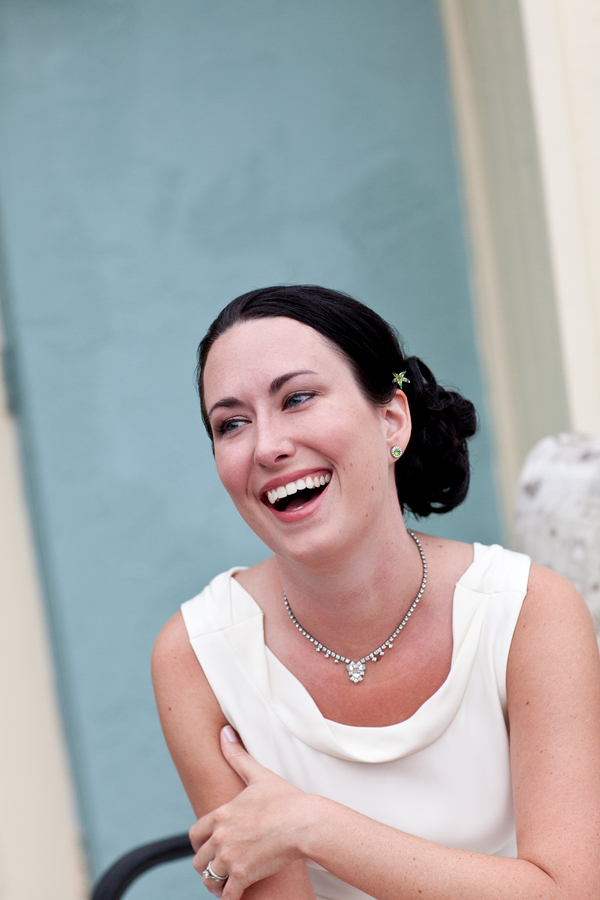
392;371;410;390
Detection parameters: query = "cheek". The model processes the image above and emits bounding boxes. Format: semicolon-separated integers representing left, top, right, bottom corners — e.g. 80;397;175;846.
323;407;384;461
214;446;250;501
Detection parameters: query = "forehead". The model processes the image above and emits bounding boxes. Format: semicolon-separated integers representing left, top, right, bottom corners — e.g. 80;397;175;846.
203;316;351;395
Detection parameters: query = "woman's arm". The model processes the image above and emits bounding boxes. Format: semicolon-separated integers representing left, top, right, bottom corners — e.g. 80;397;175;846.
151;611;316;899
190;565;600;900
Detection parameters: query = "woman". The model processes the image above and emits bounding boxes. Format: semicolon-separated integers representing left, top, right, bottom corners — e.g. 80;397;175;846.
152;285;600;900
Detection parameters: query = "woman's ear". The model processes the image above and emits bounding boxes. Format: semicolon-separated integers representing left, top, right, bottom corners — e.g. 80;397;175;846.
384;389;411;456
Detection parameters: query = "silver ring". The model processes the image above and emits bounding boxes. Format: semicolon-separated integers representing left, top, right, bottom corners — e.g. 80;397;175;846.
202;860;228;883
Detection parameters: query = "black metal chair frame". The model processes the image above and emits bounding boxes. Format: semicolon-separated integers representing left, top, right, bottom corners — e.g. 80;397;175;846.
91;833;195;900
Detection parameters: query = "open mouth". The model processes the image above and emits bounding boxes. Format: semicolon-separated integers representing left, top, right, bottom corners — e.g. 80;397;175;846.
264;473;331;513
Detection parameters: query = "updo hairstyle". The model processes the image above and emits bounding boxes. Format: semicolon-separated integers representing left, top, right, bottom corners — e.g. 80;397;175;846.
197;285;477;517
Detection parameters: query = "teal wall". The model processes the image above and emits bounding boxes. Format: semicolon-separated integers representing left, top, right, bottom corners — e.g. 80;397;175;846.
0;0;500;894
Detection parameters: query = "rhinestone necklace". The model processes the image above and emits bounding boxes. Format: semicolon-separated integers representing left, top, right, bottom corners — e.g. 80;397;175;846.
283;529;427;683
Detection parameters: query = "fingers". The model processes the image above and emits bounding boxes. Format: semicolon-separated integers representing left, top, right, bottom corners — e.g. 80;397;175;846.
220;725;265;786
202;869;226;898
189;812;215;852
195;847;245;900
192;839;228;897
189;729;298;899
191;835;215;876
199;857;229;897
222;877;245;900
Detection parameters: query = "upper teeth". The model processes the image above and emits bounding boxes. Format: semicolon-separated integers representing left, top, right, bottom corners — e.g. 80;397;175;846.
267;472;331;505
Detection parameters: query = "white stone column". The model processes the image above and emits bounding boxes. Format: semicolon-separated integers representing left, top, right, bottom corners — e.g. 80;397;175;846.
440;0;600;533
439;0;570;532
521;0;600;435
513;433;600;641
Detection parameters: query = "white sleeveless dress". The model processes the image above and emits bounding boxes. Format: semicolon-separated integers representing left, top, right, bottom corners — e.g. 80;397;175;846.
181;543;530;900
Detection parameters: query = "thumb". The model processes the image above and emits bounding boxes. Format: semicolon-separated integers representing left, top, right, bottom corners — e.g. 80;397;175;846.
220;725;264;785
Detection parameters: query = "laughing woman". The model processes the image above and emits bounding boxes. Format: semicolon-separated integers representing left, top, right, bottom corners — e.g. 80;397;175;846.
152;285;600;900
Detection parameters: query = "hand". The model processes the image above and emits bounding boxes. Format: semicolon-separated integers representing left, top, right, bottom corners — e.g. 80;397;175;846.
190;726;316;899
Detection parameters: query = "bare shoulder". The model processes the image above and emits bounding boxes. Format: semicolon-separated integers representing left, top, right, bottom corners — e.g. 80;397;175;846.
507;562;600;692
507;561;600;751
152;610;215;701
151;610;227;750
510;562;599;665
525;559;592;605
152;609;194;669
152;612;245;816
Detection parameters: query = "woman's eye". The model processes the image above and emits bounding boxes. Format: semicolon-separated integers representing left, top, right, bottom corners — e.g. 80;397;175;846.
285;392;314;409
217;417;247;435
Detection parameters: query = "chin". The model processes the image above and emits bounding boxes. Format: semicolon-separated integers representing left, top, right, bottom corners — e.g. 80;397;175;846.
237;494;377;567
266;522;362;569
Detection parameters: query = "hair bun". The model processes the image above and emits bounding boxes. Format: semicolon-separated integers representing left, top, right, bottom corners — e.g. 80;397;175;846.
397;357;478;517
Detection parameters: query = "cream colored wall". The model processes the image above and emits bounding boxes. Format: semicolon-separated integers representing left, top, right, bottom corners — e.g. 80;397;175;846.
521;0;600;436
439;0;600;532
0;341;87;899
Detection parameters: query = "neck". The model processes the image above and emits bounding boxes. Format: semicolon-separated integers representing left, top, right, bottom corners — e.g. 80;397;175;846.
272;505;426;659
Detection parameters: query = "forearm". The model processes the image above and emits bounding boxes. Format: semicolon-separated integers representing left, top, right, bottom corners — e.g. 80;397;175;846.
197;726;592;900
303;798;561;900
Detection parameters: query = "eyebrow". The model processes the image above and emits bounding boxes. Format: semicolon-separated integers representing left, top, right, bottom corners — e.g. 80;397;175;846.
207;370;317;419
269;369;317;395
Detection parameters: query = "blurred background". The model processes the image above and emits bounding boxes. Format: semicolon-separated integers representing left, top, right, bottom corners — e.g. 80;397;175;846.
0;1;598;898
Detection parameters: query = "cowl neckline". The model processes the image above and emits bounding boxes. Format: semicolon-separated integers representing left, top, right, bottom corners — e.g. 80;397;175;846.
218;543;504;762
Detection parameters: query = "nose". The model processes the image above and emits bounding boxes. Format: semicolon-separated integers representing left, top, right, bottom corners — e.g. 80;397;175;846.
253;414;296;468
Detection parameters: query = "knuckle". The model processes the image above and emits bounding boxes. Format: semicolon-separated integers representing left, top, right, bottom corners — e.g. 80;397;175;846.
229;861;247;884
213;824;228;846
212;806;225;825
218;850;232;873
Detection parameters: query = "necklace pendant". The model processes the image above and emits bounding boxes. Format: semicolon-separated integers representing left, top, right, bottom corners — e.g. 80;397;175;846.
346;660;366;683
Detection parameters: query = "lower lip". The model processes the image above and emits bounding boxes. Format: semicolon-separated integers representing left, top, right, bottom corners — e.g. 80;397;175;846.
263;483;330;524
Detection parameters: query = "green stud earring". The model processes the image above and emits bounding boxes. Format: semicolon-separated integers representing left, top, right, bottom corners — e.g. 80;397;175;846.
391;446;403;459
